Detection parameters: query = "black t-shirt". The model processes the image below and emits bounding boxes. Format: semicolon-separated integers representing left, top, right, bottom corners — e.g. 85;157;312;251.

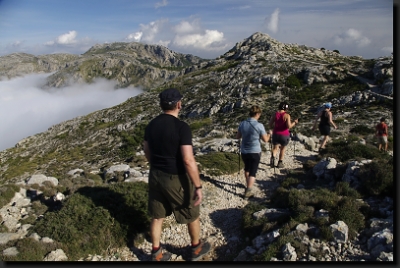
144;114;192;174
319;111;330;127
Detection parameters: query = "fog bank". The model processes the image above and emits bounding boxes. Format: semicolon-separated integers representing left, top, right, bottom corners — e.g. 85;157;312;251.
0;74;143;151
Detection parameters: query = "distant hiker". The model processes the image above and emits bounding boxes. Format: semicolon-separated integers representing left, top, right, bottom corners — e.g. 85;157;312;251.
269;102;298;168
375;117;388;151
236;105;271;199
312;102;337;150
143;88;211;261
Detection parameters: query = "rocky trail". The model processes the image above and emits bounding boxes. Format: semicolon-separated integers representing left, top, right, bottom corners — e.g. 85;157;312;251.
100;141;318;261
2;137;392;262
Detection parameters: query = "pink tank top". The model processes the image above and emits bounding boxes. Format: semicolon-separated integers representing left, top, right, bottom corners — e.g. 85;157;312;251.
273;111;290;135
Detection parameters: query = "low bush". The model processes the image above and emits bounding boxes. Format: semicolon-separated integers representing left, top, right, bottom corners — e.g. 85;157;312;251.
280;176;300;189
334;181;361;199
330;197;366;240
189;118;213;133
323;139;380;162
0;237;60;261
241;202;269;240
32;182;150;261
255;231;308;261
196;152;242;176
117;123;147;159
0;184;20;208
350;125;373;136
358;158;393;198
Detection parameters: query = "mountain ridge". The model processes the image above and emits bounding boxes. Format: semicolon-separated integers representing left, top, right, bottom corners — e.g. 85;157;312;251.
0;32;393;184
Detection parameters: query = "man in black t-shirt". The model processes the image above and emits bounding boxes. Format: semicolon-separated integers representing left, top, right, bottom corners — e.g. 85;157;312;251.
143;88;211;261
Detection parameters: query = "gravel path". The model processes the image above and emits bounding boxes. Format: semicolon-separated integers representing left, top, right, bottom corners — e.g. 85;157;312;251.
83;141;318;261
123;141;318;261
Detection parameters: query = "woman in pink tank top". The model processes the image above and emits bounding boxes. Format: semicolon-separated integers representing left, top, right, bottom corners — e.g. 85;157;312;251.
268;102;298;168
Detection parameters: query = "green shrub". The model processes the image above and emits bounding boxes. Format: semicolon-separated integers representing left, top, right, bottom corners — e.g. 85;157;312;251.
31;200;49;216
327;77;366;99
189;118;213;132
0;184;20;208
350;125;373;136
270;187;290;208
314;188;340;211
118;123;147;159
281;176;300;189
38;181;58;198
0;237;60;261
33;193;124;260
32;182;150;260
320;225;334;241
358;159;393;197
334;181;361;199
329;197;365;240
293;204;314;223
196;152;242;176
255;232;307;261
324;139;380;162
86;173;103;185
334;117;346;125
58;175;97;195
285;74;302;89
241;202;268;240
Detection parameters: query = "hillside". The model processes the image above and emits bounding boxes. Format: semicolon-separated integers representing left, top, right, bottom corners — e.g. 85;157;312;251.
0;42;205;90
0;32;394;261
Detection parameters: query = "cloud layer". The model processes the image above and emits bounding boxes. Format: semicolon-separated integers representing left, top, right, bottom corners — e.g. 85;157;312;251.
333;28;371;47
0;74;143;151
126;17;227;56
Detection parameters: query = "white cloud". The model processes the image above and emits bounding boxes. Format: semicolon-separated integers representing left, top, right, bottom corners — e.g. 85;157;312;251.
127;19;169;43
126;17;226;56
155;0;168;9
266;8;280;34
56;31;78;45
333;28;371;47
45;31;78;46
173;30;225;50
0;74;143;151
171;18;226;50
127;32;143;42
174;20;198;34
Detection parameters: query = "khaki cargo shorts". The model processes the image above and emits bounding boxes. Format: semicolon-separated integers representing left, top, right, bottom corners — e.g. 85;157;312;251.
148;168;200;224
378;135;388;144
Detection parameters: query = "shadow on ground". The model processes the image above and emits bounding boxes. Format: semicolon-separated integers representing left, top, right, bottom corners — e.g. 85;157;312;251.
208;207;246;261
200;174;245;198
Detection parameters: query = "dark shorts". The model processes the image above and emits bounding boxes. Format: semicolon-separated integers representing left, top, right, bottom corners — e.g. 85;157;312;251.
319;125;331;136
241;153;261;177
148;168;199;224
272;134;290;147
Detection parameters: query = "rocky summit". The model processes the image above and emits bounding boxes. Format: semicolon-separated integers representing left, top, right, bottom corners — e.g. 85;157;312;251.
0;32;394;262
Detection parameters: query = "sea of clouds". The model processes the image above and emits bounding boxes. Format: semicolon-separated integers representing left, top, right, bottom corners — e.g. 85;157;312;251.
0;73;143;151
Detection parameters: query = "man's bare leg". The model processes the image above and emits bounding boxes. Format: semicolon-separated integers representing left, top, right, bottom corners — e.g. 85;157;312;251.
150;218;164;249
187;217;200;246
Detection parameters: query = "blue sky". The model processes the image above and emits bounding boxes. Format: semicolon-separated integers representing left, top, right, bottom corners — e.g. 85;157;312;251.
0;0;394;59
